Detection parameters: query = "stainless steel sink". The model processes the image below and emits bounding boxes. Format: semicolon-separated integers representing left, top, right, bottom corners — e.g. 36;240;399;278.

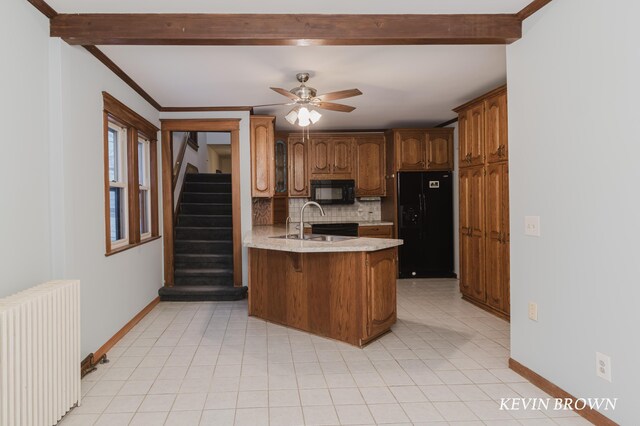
270;233;356;242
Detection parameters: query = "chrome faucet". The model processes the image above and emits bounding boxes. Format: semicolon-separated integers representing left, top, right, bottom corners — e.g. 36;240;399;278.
299;201;325;239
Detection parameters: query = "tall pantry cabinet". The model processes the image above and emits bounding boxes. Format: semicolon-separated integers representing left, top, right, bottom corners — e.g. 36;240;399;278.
454;85;510;319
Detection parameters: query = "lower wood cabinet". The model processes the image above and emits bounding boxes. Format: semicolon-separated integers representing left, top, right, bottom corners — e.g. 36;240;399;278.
358;225;393;238
249;247;397;346
459;166;486;303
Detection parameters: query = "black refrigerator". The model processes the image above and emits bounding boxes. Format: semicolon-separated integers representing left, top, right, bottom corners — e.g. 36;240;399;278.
397;171;455;278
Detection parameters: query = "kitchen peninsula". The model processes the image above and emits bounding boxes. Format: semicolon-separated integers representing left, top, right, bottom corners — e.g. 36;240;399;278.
244;226;403;346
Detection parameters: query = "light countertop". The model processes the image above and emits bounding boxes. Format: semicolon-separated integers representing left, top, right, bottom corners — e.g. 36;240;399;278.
244;225;403;253
301;221;394;228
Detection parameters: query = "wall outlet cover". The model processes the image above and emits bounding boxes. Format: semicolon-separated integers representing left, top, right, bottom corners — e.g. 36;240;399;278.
528;302;538;321
596;352;612;382
525;216;541;237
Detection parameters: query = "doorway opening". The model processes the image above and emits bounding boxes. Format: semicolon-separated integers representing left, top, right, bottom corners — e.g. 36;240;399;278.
159;119;244;301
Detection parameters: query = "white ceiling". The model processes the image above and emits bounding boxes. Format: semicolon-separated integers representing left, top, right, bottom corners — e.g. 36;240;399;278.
51;0;517;130
100;45;507;131
49;0;531;14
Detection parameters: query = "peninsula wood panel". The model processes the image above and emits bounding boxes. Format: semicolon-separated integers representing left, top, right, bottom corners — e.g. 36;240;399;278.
355;136;386;196
248;247;397;346
288;136;308;197
365;249;397;339
250;116;275;197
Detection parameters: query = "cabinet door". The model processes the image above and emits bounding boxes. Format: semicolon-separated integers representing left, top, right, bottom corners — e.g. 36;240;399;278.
485;163;509;312
274;135;288;194
365;249;397;340
309;138;332;175
458;168;472;296
331;138;354;177
358;225;393;238
395;131;426;170
458;112;470;169
355;137;386;196
485;90;508;164
250;116;275;197
288;137;309;197
426;130;453;170
459;166;485;302
459;104;485;168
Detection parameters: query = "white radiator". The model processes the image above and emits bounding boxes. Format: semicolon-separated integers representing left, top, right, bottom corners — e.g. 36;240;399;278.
0;280;81;426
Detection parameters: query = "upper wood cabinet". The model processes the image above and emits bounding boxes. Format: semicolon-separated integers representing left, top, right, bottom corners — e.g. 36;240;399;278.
426;130;454;171
250;116;275;198
485;90;509;164
288;136;309;197
309;136;354;179
455;86;508;168
395;130;426;170
388;129;454;172
355;136;386;197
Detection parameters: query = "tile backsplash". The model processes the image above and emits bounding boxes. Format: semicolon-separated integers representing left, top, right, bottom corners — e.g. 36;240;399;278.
288;198;382;223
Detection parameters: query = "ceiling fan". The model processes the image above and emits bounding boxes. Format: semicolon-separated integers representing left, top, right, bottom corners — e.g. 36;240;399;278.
254;73;362;126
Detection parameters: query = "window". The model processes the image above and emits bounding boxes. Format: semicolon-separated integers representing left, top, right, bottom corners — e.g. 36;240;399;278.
108;122;128;247
103;92;159;255
138;137;151;238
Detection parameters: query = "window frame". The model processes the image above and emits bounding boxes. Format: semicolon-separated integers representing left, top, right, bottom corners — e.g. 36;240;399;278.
138;136;152;240
107;121;129;248
103;92;160;256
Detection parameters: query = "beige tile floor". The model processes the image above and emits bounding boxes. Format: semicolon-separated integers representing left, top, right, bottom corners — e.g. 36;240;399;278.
59;279;590;425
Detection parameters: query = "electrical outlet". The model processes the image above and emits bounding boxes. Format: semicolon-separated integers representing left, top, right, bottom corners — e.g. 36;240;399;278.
528;302;538;321
596;352;612;382
525;216;541;237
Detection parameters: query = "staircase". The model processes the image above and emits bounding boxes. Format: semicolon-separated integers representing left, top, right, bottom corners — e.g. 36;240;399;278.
159;173;247;301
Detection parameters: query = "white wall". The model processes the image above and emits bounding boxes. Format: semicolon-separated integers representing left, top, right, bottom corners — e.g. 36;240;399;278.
507;2;639;423
51;41;163;356
160;111;252;287
0;0;52;296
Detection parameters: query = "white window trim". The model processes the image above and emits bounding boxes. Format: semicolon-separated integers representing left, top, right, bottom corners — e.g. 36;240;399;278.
139;137;152;240
109;122;129;248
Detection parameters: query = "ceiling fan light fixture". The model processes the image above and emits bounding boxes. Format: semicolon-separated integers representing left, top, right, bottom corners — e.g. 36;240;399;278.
284;109;298;125
309;109;322;124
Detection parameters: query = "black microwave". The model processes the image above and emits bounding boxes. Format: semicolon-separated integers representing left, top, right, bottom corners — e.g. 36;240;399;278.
310;180;355;205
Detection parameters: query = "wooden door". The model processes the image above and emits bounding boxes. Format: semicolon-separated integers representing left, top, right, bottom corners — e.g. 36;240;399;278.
467;167;486;302
395;131;426;170
461;104;485;168
355;136;385;196
426;130;453;170
250;116;275;197
288;136;308;197
331;137;354;177
365;249;397;340
309;138;331;176
485;90;509;164
485;163;509;312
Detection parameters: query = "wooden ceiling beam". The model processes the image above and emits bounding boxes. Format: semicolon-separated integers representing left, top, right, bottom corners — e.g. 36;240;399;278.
517;0;554;21
50;13;522;46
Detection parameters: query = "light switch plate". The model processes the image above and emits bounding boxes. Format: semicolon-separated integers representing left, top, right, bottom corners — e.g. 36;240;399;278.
525;216;541;237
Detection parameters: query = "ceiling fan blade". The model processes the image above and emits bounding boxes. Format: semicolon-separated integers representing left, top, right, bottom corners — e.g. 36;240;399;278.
313;102;356;113
270;87;301;101
314;89;362;102
253;102;294;108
